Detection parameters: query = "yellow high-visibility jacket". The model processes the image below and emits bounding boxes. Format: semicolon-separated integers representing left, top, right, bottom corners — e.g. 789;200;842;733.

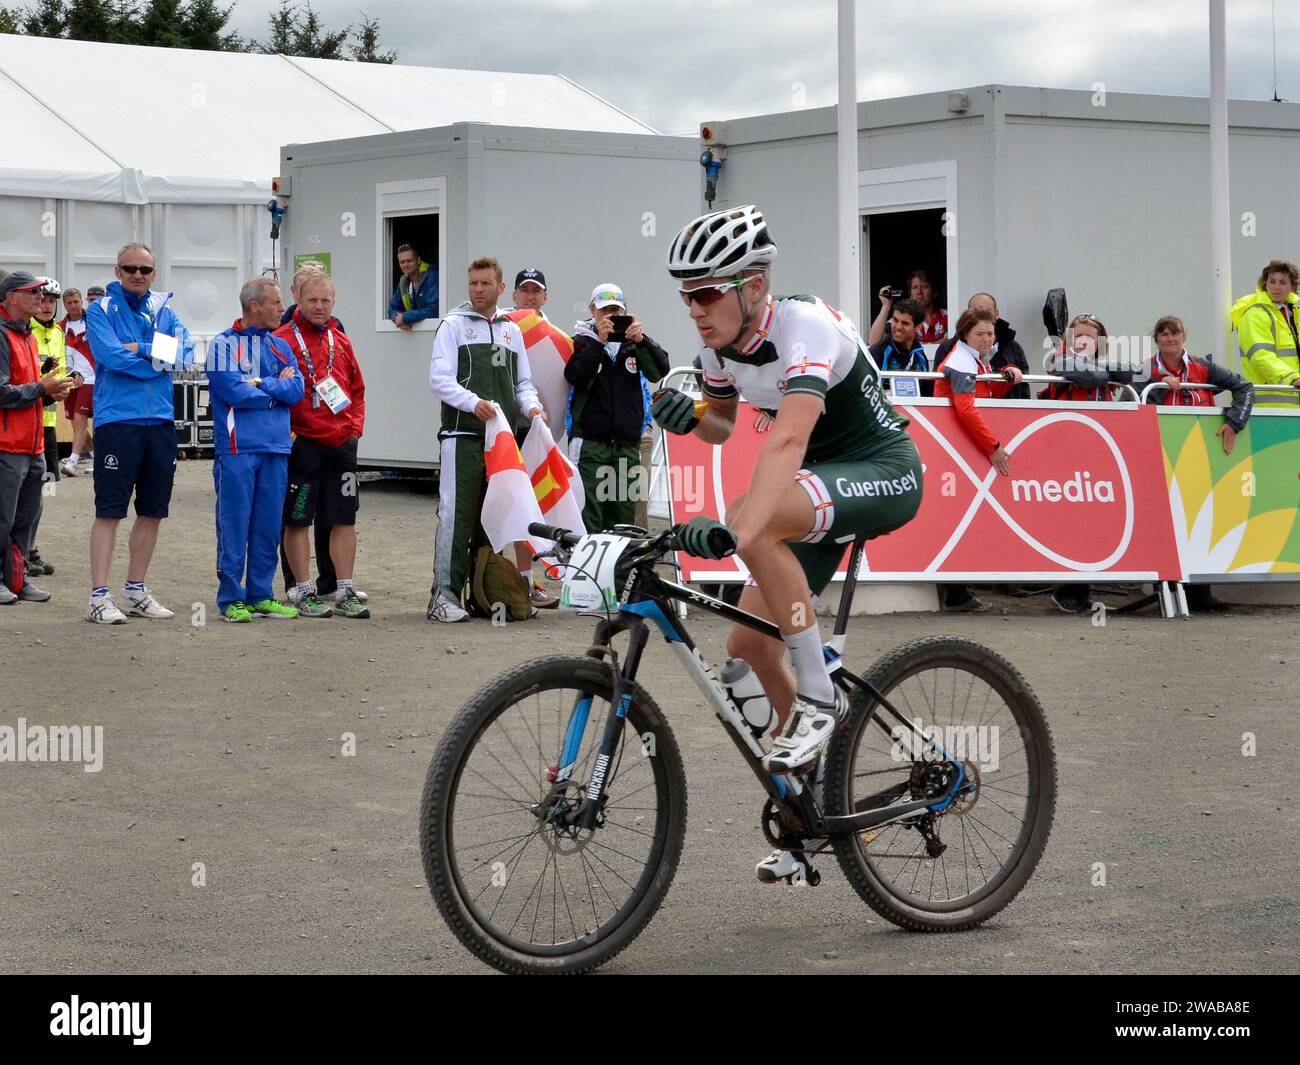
1231;288;1300;408
30;317;68;428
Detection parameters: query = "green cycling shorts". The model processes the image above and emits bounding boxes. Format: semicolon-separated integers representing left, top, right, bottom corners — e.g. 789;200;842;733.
787;434;924;596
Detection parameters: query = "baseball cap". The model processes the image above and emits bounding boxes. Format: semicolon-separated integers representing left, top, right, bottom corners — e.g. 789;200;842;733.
590;283;625;309
0;271;45;300
87;285;106;298
514;267;546;291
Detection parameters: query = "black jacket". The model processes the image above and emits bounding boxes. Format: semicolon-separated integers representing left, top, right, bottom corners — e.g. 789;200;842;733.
934;318;1030;399
566;322;669;446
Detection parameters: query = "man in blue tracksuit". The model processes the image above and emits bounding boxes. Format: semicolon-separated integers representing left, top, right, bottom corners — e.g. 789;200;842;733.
207;278;304;622
84;243;195;625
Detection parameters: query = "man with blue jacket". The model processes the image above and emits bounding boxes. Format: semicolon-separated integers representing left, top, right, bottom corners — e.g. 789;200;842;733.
388;244;439;330
208;278;304;623
84;243;194;625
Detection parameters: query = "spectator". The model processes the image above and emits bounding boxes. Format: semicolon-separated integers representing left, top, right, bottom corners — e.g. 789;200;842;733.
1038;314;1133;403
207;278;304;623
867;296;930;394
1231;259;1300;408
388;243;439;331
566;283;670;536
967;292;1029;399
84;243;194;625
1146;314;1254;614
933;306;1022;612
273;273;369;620
505;266;566;609
426;257;543;623
27;278;71;577
276;264;360;604
59;287;95;478
1038;313;1131;613
908;269;948;343
0;272;72;605
280;264;347;333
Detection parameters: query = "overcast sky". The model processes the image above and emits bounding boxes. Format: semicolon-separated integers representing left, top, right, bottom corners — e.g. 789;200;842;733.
228;1;1300;133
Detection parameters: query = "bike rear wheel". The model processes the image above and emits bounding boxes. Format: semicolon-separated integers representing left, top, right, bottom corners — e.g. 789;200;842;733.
825;637;1055;931
420;655;686;974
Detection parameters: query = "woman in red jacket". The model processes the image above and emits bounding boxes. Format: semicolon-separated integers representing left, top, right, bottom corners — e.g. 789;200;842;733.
933;306;1022;611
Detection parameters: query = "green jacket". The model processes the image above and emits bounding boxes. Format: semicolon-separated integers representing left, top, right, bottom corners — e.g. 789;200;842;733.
428;302;540;435
1232;288;1300;408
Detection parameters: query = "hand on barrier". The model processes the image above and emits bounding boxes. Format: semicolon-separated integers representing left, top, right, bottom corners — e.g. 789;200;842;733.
651;388;702;435
676;517;737;560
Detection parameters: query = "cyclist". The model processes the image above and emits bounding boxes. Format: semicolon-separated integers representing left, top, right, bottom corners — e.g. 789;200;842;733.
654;205;924;883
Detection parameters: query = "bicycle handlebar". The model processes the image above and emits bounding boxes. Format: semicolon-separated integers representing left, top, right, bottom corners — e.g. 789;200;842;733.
528;522;584;548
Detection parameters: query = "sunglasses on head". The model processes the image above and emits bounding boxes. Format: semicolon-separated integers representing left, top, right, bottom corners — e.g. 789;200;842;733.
120;265;155;276
678;276;754;307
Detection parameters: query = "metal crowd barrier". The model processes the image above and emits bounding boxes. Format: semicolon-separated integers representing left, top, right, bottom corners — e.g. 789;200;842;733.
1140;381;1300;403
881;369;1142;403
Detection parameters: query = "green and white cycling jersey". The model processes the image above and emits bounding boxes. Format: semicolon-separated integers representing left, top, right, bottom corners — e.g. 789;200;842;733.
698;294;909;464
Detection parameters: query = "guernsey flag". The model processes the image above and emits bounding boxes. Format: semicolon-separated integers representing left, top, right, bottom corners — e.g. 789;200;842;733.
505;308;573;433
481;406;546;552
521;416;586;555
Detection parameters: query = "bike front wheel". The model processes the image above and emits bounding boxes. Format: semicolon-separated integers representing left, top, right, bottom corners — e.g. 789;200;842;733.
420;655;686;974
825;637;1056;932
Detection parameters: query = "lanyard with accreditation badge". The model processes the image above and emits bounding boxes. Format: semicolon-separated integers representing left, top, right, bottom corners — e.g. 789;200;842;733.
291;321;350;413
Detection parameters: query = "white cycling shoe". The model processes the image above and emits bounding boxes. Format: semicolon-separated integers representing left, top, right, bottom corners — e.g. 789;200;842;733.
761;698;838;774
756;849;811;885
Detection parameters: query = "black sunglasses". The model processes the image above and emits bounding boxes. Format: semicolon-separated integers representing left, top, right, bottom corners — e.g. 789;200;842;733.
120;265;155;276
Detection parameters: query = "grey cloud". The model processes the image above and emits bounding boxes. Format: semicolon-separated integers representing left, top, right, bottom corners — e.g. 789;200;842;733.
230;0;1300;133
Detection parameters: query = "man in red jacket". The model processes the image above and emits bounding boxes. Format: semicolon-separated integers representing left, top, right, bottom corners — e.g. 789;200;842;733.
0;272;73;604
272;273;369;619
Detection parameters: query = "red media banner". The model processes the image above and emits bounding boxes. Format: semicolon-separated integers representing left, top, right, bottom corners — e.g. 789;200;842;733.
664;400;1182;583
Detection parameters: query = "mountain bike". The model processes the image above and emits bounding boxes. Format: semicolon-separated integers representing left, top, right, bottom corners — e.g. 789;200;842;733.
419;522;1056;974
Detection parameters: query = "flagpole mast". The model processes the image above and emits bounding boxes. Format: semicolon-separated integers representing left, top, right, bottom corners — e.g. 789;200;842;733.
1209;0;1233;364
837;0;861;328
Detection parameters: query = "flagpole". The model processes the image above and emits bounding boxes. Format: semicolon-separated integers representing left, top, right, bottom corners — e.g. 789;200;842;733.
1209;0;1233;364
837;0;861;328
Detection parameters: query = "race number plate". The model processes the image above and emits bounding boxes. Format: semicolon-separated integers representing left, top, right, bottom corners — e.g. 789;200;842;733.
559;534;629;611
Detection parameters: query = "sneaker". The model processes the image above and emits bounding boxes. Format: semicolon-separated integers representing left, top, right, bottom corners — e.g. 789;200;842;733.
223;601;254;623
297;593;333;618
530;580;559;609
755;849;811;885
125;588;174;619
762;699;838;774
427;592;470;623
60;458;79;477
0;585;17;606
19;583;51;602
250;598;299;620
28;552;52;575
333;592;370;619
24;560;45;577
944;595;990;613
86;597;127;624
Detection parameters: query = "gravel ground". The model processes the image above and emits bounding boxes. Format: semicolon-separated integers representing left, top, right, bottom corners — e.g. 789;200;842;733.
1;460;1296;975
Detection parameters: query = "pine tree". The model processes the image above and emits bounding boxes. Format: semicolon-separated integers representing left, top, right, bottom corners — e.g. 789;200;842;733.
63;0;118;42
182;0;240;50
0;7;21;34
137;0;185;48
22;0;68;38
349;13;394;64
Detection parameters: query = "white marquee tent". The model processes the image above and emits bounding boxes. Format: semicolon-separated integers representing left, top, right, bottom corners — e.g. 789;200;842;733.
0;33;654;336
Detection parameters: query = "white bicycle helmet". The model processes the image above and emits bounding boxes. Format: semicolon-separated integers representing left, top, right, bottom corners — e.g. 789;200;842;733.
666;204;778;280
36;276;61;297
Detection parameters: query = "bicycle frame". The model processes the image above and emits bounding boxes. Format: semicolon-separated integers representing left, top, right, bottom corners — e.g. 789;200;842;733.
555;537;967;845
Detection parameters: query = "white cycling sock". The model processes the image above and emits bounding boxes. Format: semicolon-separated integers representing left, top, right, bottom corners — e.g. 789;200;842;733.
783;624;835;706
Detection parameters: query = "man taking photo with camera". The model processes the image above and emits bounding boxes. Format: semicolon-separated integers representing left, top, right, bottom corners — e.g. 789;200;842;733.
565;283;669;536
